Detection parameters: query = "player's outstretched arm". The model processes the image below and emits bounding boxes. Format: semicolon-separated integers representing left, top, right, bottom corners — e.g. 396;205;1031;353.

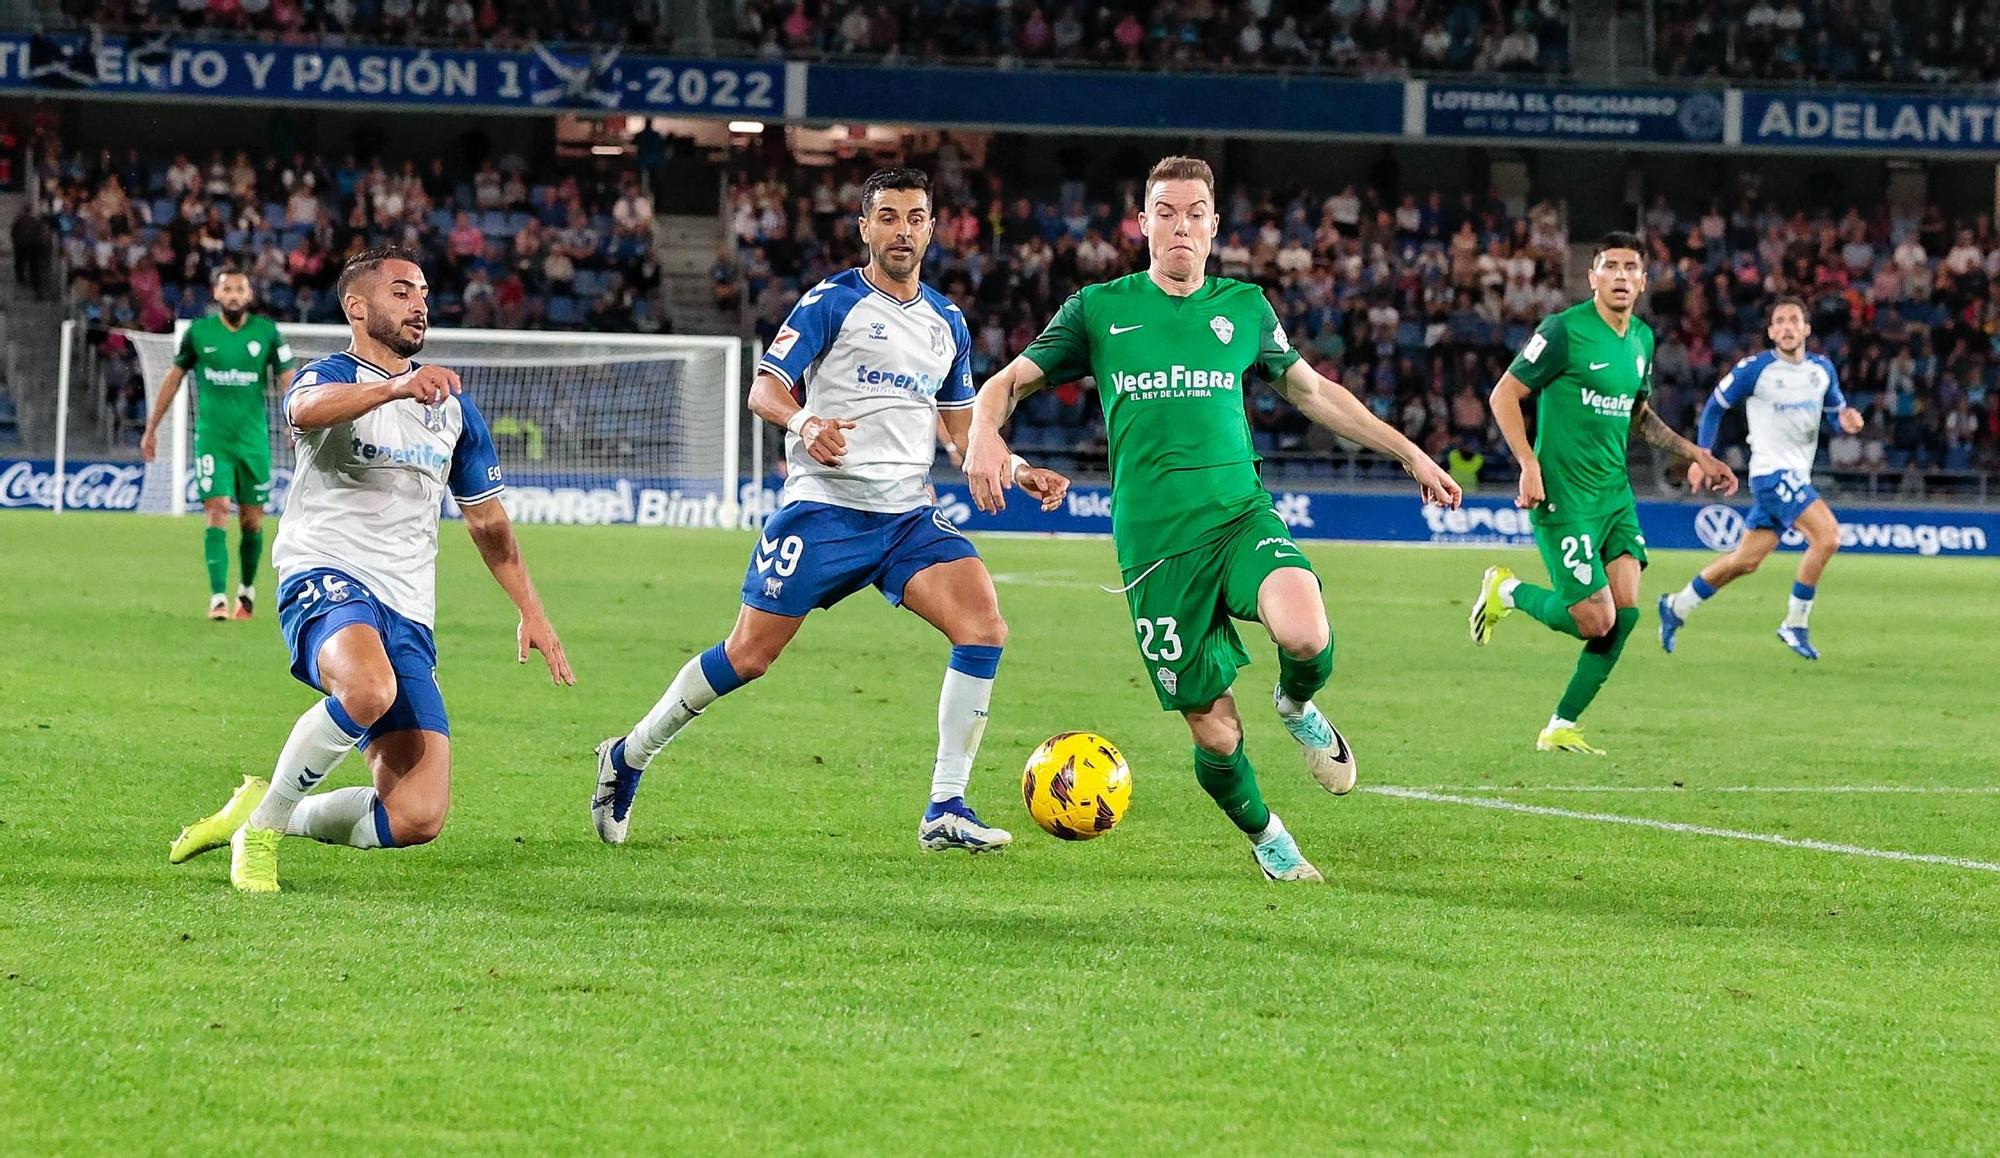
747;371;855;466
138;365;186;463
459;497;574;686
289;365;461;431
1276;361;1462;508
965;355;1051;513
1489;372;1542;510
1633;400;1738;497
944;403;1069;513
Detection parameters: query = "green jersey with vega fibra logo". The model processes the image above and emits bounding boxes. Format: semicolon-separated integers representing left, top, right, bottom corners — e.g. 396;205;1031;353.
174;313;293;455
1022;273;1301;569
1507;299;1654;515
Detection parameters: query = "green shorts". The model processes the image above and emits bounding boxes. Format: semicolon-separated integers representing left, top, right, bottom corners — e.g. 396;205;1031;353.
1120;508;1317;712
194;443;272;506
1530;502;1648;605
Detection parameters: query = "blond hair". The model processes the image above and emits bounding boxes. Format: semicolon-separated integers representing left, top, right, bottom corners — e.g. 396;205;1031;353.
1146;156;1216;199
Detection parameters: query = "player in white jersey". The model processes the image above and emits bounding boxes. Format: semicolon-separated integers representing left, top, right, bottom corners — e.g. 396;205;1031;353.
1659;297;1863;660
592;169;1070;853
169;245;575;892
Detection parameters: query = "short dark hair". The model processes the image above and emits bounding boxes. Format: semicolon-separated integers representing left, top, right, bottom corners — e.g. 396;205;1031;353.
335;244;423;307
1771;295;1808;319
859;168;930;214
1593;231;1645;262
210;266;249;288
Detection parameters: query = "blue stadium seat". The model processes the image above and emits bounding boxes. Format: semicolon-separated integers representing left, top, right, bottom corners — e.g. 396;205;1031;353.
480;211;508;235
151;198;175;225
431;211;455;234
1253;431;1278;454
546;296;583;325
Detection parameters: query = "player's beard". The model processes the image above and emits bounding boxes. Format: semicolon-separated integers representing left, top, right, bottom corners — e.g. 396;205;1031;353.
873;242;919;281
368;311;425;358
219;306;247;326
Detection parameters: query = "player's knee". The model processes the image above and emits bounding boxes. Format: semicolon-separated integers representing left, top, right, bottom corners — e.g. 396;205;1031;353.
1737;552;1762;575
336;681;396;727
387;799;449;846
1186;712;1242;756
1274;620;1330;659
1574;606;1615;639
960;611;1007;648
240;511;264;533
724;646;773;683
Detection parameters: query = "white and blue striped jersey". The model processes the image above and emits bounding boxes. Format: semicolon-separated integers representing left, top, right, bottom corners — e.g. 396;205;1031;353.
272;350;504;627
1704;350;1847;479
758;267;974;514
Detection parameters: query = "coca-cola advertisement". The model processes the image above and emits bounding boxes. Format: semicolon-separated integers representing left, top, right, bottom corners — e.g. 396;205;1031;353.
0;459;146;511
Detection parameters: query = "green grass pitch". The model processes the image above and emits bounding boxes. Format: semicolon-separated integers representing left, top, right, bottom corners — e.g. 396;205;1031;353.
3;510;1998;1152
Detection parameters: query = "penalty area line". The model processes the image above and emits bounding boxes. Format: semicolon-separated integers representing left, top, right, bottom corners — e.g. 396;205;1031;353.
1364;786;2000;875
1403;784;2000;795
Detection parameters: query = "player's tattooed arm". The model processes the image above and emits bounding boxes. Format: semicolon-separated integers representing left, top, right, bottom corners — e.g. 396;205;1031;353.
1632;400;1739;497
1276;360;1462;509
965;355;1051;513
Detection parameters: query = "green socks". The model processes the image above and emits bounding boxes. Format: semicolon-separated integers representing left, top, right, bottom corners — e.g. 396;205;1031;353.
1511;581;1586;639
1276;634;1335;705
1193;743;1271;835
203;527;228;597
239;527;264;588
1556;606;1640;722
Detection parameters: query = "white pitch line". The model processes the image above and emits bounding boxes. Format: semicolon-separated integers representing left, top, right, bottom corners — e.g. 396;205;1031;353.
1401;785;2000;796
1364;786;2000;874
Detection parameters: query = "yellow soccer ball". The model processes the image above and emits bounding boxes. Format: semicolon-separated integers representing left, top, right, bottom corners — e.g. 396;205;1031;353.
1021;732;1132;841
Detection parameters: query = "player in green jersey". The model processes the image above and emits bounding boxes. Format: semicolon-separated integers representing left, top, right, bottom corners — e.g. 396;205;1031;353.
1467;232;1737;754
140;268;296;620
964;156;1461;882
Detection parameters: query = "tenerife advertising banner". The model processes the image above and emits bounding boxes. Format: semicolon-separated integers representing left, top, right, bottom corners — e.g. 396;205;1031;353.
0;32;793;118
7;460;1994;559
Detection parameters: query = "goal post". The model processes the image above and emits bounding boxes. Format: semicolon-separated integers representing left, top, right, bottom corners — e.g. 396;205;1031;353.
58;324;748;526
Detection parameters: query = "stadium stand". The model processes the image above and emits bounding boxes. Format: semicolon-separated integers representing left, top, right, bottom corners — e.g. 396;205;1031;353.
1653;0;2000;82
1641;195;2000;484
46;0;1574;76
727;156;1574;483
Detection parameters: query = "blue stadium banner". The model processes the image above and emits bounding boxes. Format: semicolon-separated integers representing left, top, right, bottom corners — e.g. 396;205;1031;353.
1742;91;2000;154
0;33;794;118
1421;82;1727;144
9;457;1993;558
807;64;1403;138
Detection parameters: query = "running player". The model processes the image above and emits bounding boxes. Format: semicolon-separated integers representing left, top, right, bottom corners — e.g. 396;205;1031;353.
964;156;1461;882
591;169;1069;854
1658;297;1863;660
168;245;574;892
139;267;295;619
1468;232;1737;754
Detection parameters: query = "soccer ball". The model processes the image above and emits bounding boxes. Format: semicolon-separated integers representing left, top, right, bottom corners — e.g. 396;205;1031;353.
1021;732;1132;841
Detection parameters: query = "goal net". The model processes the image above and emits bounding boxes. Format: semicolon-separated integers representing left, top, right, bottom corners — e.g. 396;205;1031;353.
97;324;746;527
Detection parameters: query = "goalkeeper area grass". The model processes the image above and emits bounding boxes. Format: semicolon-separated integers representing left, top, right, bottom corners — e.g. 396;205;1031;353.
3;510;1997;1152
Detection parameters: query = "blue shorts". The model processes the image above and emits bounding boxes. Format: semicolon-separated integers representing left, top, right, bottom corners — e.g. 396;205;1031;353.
277;567;448;747
1745;471;1822;534
741;500;980;617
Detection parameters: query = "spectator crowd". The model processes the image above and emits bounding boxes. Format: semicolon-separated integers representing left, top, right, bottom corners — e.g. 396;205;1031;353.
1640;193;2000;480
736;0;1572;75
38;0;668;50
723;146;1574;485
1654;0;2000;83
36;141;666;445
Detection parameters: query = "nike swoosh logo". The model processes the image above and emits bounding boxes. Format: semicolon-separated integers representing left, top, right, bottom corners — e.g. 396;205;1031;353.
1588;361;1611;370
1328;728;1351;765
1109;324;1143;335
1272;550;1301;559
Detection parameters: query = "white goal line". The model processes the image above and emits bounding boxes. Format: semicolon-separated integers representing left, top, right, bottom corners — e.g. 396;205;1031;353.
1364;786;2000;874
1392;784;2000;795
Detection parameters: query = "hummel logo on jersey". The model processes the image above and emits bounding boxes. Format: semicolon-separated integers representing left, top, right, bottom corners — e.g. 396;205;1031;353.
1109;324;1144;335
1589;361;1611;370
753;536;782;573
1580;388;1636;417
799;285;831;307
